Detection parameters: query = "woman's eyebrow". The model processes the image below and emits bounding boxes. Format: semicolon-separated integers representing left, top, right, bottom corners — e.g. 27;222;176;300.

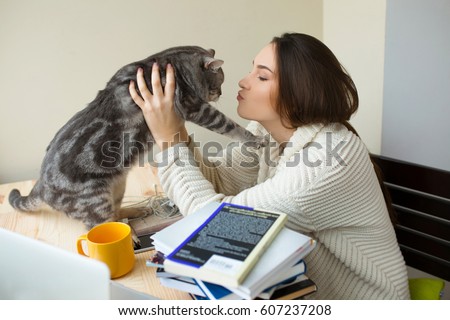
252;60;274;73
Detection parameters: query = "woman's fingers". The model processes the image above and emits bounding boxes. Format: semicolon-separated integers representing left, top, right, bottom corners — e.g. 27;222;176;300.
164;64;175;100
129;63;175;111
136;67;152;99
151;63;164;99
128;80;144;108
128;63;184;149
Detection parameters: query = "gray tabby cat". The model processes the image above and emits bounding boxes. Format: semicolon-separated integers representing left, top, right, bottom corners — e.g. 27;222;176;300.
9;46;263;229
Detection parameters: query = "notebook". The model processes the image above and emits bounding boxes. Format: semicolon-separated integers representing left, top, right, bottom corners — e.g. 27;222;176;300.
0;227;156;300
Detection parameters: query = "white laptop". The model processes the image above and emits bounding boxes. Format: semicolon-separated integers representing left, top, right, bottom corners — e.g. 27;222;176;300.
0;227;157;300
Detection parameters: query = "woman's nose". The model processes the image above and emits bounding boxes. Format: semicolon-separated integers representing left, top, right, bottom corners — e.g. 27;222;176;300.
238;75;249;89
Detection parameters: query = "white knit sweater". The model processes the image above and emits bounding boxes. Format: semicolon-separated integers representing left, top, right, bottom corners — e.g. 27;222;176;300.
155;122;410;299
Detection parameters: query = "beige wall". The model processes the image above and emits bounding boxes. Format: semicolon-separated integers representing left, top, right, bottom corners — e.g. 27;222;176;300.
1;1;389;182
323;0;386;154
0;0;322;183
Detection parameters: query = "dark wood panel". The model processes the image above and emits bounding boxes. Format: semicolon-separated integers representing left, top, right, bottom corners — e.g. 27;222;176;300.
395;227;450;262
388;187;450;220
395;206;450;241
371;155;450;199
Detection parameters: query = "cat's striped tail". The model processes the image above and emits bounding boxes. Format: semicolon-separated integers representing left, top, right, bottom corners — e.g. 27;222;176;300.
9;184;43;212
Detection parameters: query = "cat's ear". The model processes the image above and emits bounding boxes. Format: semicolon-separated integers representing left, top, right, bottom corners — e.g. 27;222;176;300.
204;57;224;72
207;49;216;57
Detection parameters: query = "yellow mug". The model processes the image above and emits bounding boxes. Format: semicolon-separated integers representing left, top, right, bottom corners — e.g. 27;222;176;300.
77;222;135;279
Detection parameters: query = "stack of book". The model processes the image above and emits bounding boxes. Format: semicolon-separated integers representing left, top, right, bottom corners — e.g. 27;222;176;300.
147;202;317;300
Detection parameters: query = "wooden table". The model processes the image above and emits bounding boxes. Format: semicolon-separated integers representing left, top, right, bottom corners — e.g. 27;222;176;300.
0;164;190;300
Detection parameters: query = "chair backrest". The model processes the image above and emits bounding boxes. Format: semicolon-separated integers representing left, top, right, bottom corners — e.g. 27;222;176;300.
370;154;450;281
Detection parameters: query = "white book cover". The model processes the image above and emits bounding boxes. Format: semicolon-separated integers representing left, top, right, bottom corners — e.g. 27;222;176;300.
162;203;287;288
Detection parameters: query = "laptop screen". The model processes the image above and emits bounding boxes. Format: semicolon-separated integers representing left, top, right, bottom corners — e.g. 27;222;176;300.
0;227;110;299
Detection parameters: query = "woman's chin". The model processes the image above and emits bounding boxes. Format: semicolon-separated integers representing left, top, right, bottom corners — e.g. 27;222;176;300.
237;106;251;120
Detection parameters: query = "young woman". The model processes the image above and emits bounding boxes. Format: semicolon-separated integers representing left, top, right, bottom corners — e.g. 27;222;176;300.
129;33;410;299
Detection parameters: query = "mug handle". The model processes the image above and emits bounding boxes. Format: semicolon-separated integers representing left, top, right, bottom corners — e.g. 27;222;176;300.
76;234;89;256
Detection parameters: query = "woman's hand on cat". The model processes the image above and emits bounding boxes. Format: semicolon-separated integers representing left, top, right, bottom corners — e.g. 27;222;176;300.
129;63;188;150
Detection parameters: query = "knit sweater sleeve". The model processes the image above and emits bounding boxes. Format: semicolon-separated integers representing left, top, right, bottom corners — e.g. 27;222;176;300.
156;144;304;221
181;121;266;196
184;137;259;197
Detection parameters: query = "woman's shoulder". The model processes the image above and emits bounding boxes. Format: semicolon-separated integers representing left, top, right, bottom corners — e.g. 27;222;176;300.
308;122;367;158
283;122;370;176
307;123;374;180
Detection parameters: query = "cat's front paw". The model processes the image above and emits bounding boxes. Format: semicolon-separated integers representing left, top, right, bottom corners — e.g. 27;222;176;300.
246;134;269;149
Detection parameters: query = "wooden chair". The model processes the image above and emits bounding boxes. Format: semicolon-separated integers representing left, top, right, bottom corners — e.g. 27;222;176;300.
371;155;449;299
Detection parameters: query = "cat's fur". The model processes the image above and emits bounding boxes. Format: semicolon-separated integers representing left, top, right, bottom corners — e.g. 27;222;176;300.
9;46;263;229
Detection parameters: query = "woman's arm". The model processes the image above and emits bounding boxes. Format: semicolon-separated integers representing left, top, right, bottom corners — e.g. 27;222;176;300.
185;124;264;195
